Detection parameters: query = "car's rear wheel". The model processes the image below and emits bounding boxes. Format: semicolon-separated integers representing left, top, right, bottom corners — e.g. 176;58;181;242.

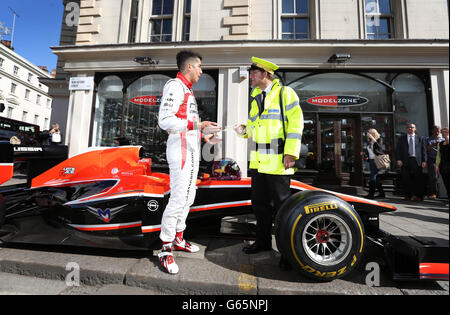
275;190;365;282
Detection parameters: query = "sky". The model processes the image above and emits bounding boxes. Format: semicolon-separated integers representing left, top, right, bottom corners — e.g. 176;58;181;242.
0;0;64;72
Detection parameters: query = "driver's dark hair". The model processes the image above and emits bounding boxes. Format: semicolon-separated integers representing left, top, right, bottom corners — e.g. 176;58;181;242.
176;50;202;71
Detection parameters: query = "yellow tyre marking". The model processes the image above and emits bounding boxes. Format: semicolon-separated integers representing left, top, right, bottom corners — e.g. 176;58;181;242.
290;214;304;267
340;203;364;253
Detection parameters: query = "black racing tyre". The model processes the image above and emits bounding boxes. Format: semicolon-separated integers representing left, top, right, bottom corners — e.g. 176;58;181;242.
275;190;365;282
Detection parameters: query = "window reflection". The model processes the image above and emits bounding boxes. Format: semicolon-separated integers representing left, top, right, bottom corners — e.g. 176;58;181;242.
94;76;123;147
94;73;218;169
392;73;428;138
126;75;171;164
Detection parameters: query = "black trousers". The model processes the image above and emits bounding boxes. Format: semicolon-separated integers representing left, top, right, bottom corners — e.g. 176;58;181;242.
251;170;291;248
401;157;424;198
440;168;450;199
426;158;438;196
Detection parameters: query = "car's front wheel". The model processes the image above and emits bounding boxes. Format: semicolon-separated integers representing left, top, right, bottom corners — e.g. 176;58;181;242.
275;190;365;282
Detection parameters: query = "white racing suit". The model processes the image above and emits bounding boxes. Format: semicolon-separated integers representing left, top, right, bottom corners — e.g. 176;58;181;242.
158;72;201;243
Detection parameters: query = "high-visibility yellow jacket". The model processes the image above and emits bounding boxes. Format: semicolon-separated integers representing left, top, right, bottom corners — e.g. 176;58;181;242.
242;79;304;175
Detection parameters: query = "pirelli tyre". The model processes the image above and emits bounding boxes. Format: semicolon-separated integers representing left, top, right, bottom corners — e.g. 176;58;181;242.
275;190;365;282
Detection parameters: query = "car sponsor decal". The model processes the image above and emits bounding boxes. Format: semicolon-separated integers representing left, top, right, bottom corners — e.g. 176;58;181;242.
147;200;159;212
60;167;75;176
86;204;127;223
304;202;338;214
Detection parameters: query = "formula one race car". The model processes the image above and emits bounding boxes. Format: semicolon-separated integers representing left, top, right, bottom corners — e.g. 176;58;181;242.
0;143;448;282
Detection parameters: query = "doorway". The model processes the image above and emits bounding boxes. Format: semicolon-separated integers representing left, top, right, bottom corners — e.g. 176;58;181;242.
315;114;362;186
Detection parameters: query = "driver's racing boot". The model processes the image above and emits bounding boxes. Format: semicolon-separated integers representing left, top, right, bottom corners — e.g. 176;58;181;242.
173;232;200;253
158;243;179;275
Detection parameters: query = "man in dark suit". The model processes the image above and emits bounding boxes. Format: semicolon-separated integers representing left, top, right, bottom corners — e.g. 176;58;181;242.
396;123;428;201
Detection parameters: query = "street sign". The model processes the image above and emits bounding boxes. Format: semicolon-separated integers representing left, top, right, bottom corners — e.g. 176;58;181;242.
69;76;94;91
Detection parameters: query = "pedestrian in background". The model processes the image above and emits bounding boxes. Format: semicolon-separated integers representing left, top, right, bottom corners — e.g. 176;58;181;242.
436;127;449;199
396;123;427;201
49;123;62;145
426;126;444;199
363;128;385;199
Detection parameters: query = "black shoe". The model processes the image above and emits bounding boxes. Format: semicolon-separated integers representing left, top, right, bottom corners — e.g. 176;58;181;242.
279;257;292;271
242;242;271;254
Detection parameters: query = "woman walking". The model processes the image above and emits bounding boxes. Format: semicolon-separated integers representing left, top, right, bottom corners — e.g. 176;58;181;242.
364;128;386;199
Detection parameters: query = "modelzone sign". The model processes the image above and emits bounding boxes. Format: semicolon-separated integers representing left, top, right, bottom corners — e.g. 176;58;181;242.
306;95;369;107
129;96;159;106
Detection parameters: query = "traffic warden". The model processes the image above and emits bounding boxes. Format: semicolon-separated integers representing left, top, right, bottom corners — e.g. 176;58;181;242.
235;57;304;269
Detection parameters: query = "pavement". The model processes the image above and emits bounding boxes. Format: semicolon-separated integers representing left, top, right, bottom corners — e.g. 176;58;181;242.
0;194;448;295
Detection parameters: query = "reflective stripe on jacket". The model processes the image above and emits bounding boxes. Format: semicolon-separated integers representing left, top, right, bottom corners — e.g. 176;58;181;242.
242;79;304;175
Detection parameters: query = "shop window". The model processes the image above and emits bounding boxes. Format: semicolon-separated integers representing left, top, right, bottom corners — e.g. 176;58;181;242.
126;74;171;165
364;0;393;39
149;0;174;42
93;75;124;147
94;72;218;168
281;0;309;39
392;73;428;138
128;73;217;166
192;73;217;123
302;113;317;170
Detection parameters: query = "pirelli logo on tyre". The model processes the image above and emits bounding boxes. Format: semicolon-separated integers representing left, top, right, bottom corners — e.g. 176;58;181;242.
304;202;338;214
295;254;358;279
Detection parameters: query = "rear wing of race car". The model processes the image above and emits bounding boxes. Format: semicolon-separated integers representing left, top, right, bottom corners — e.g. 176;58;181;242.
0;142;68;187
0;142;14;185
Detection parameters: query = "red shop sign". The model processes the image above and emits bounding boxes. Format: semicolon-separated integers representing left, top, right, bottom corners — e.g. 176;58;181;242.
129;95;159;105
306;95;368;107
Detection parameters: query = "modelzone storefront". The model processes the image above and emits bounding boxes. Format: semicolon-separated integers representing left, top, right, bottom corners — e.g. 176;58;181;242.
54;41;449;187
91;68;432;186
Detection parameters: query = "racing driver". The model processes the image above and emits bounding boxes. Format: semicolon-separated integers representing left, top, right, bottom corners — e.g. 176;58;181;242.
158;50;221;274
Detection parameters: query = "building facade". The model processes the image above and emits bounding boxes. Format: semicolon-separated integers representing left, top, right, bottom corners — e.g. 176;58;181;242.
0;41;53;131
51;0;449;186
